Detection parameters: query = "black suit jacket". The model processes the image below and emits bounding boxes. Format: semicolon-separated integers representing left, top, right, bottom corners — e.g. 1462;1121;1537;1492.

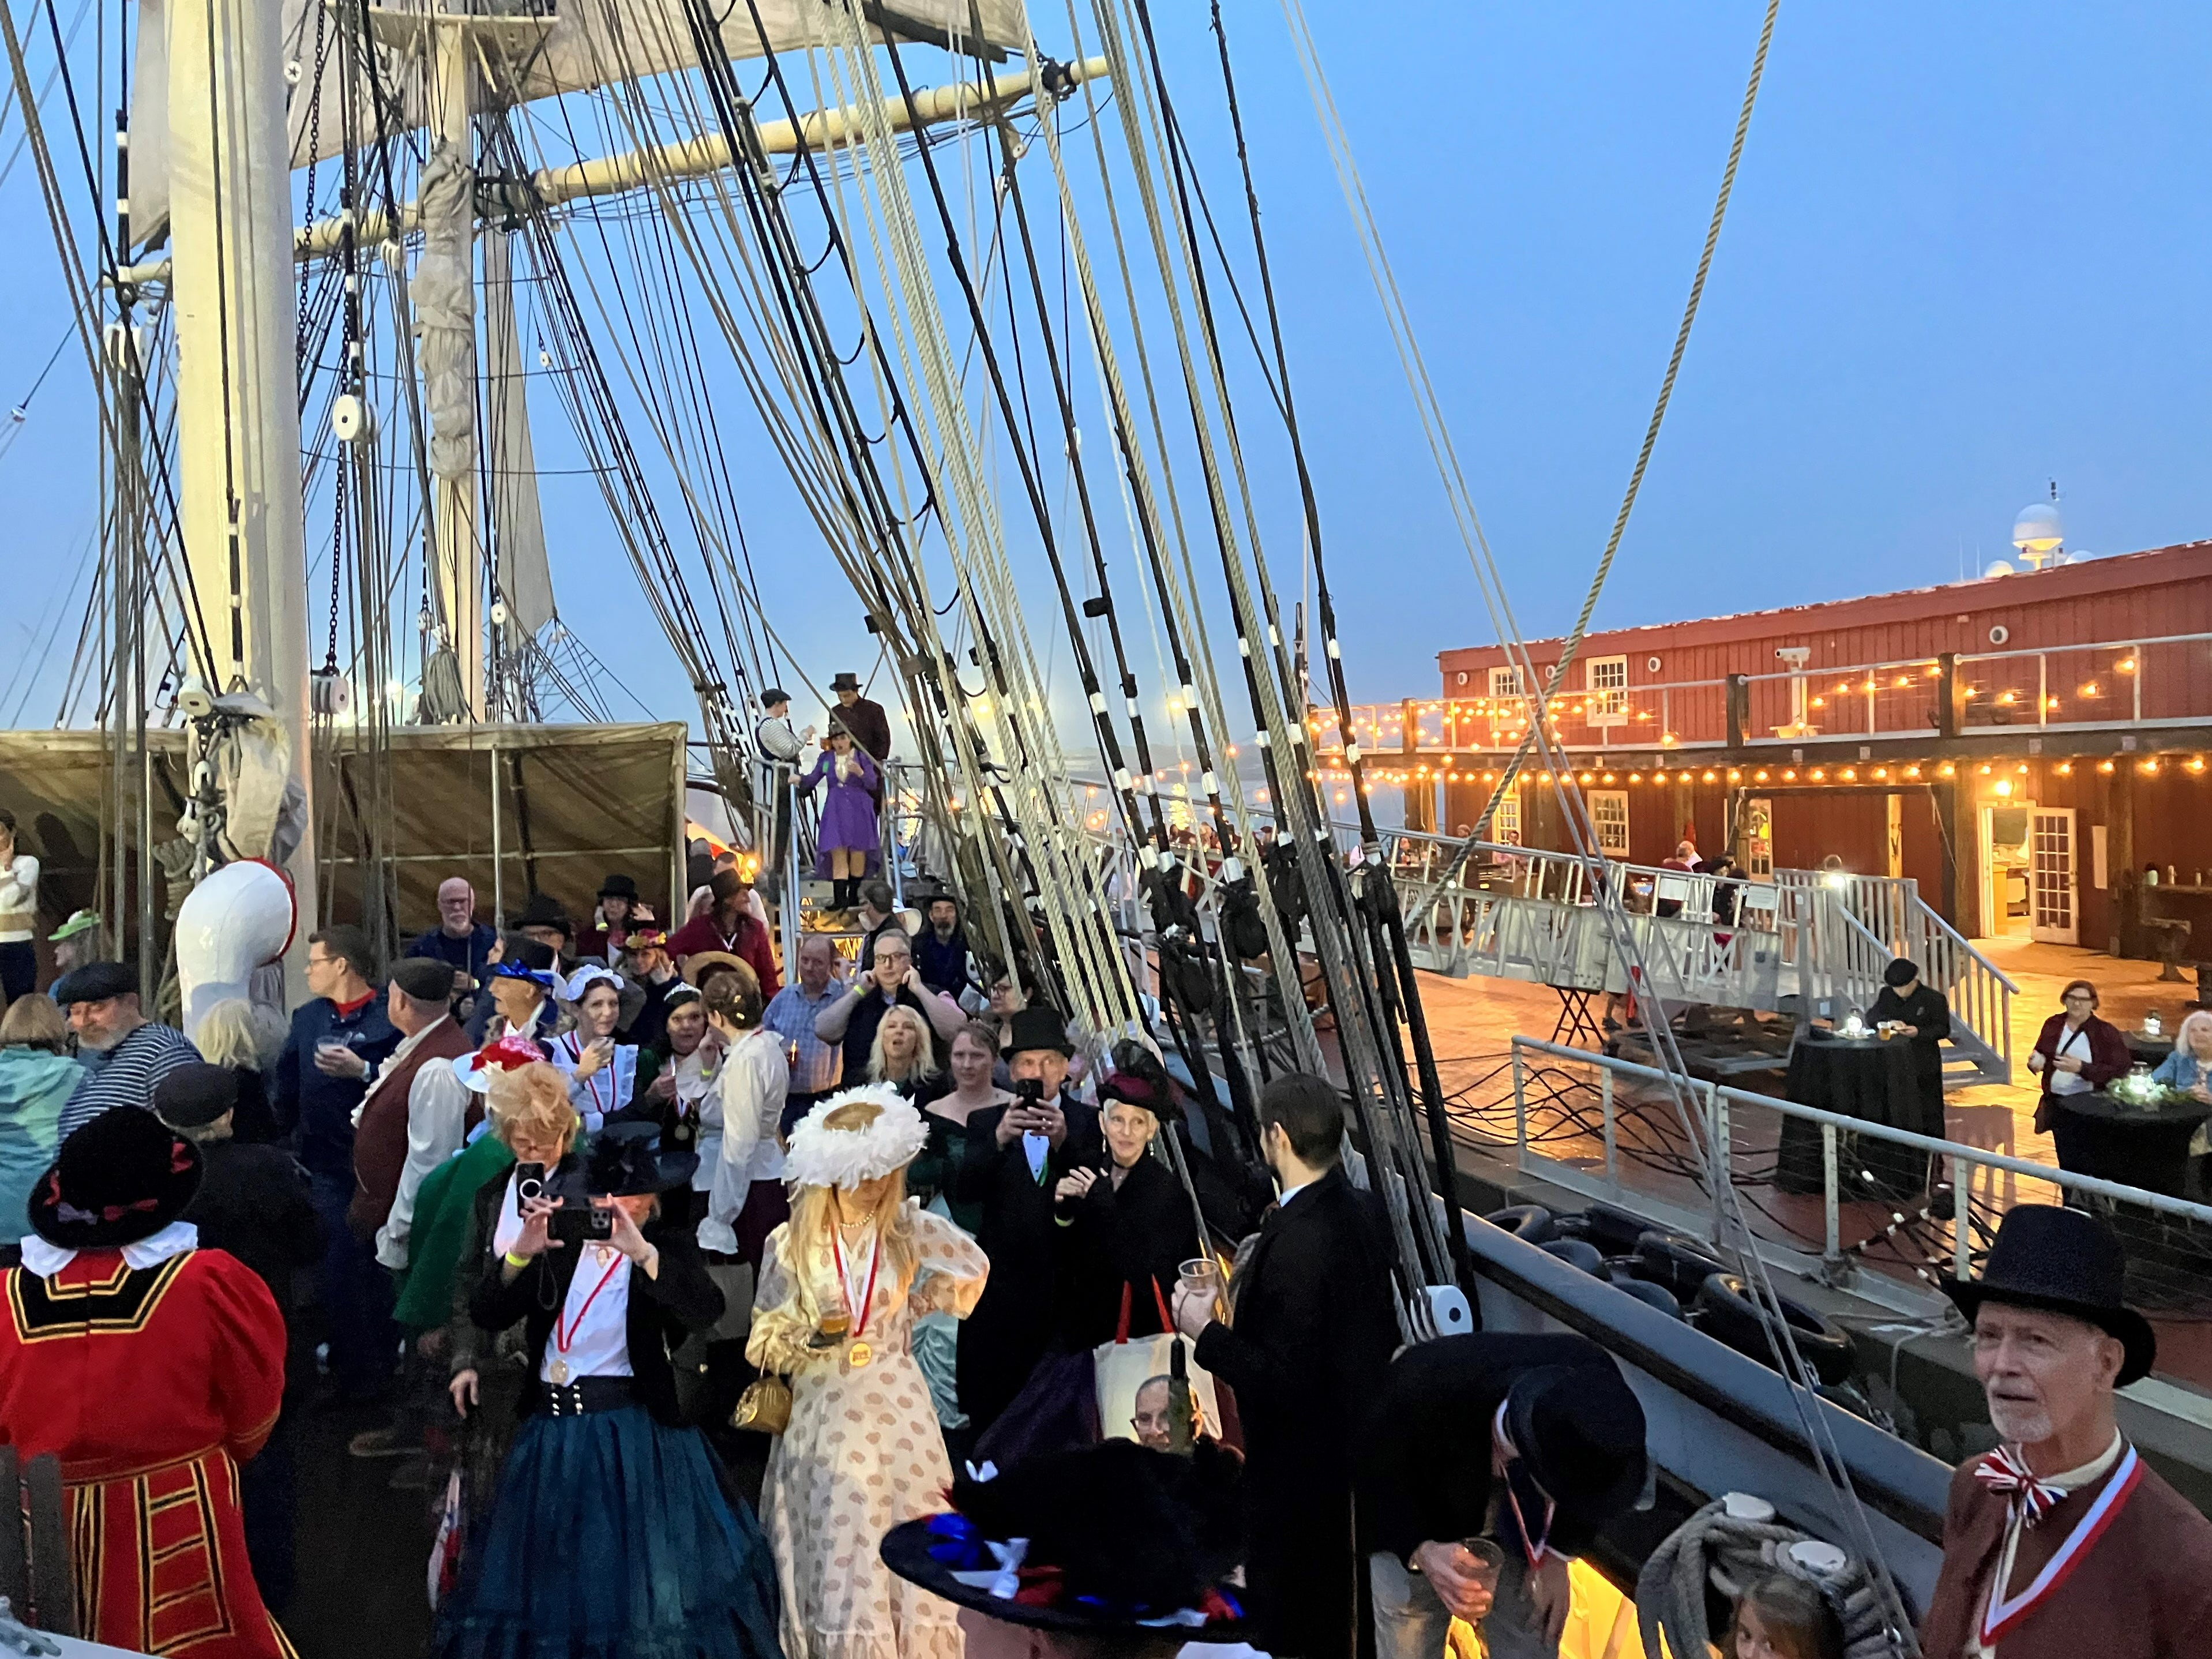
1194;1166;1399;1496
952;1097;1105;1282
179;1139;325;1313
469;1211;723;1426
1357;1331;1624;1564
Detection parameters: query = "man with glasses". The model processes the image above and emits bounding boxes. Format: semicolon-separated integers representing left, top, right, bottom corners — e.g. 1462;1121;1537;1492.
52;960;200;1136
272;925;403;1405
812;929;964;1083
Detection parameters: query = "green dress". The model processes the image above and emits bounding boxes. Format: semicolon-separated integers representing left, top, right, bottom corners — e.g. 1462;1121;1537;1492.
392;1131;516;1333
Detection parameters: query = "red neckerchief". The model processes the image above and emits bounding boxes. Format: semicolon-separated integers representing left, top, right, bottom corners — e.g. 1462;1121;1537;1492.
332;991;376;1020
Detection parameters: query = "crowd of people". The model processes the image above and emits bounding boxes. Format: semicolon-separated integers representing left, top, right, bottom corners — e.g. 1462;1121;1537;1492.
1;737;2209;1659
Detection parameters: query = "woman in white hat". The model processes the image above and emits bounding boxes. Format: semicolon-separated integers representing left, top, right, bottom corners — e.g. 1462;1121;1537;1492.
553;964;638;1134
750;1084;989;1658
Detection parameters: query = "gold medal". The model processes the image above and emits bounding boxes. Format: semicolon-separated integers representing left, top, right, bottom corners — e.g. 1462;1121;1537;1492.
847;1341;873;1369
550;1358;571;1384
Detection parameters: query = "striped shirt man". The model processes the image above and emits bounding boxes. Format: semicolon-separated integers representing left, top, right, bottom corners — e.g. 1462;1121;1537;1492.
58;1021;202;1138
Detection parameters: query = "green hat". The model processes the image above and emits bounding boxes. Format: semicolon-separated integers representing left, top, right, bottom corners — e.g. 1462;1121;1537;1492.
49;910;101;943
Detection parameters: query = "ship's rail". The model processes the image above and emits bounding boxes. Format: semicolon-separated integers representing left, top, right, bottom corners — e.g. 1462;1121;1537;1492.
1486;1035;2212;1360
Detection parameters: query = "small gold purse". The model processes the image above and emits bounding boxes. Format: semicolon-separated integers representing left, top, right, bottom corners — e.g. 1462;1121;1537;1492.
731;1375;793;1434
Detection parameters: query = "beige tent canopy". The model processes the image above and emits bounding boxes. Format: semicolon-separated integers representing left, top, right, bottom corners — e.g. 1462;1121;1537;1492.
0;722;689;973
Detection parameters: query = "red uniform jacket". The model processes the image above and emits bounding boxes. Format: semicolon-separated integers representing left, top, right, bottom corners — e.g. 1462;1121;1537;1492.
0;1243;291;1659
1919;1446;2212;1659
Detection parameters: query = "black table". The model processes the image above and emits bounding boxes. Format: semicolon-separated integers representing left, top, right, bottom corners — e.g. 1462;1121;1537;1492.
2124;1030;2177;1067
2049;1090;2212;1199
1775;1033;1932;1198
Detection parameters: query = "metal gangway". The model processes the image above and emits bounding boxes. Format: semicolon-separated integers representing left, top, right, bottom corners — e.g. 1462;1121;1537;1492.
1376;828;2014;1086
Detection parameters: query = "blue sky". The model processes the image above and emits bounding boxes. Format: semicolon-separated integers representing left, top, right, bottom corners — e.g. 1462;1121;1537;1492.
2;1;2209;742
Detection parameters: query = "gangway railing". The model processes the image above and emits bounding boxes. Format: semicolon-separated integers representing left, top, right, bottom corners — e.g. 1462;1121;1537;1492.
1497;1037;2212;1346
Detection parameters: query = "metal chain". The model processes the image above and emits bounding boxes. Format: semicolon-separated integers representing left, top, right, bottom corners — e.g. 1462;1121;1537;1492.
295;0;326;373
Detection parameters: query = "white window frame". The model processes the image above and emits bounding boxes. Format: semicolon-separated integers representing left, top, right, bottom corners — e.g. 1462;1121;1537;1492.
1489;665;1525;699
1588;790;1631;857
1586;655;1629;727
1492;789;1522;847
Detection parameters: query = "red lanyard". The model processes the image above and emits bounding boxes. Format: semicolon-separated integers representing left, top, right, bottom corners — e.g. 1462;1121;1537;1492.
1504;1469;1556;1569
830;1226;882;1341
553;1251;629;1361
566;1034;611;1116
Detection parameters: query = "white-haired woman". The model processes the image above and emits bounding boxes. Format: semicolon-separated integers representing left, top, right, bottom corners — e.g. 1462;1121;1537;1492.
551;964;637;1134
193;996;290;1142
749;1085;989;1658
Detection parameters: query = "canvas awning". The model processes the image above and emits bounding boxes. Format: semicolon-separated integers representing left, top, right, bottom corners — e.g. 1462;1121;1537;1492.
0;722;691;959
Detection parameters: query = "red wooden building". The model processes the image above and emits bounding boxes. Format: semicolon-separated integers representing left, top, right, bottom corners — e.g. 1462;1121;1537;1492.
1331;540;2212;957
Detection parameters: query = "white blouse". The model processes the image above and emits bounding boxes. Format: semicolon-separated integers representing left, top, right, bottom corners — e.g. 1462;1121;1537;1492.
542;1242;635;1382
0;854;39;943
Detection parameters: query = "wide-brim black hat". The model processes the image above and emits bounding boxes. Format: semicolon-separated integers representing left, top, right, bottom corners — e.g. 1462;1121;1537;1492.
1943;1204;2157;1386
510;892;573;936
586;1121;698;1196
29;1107;203;1249
1003;1004;1074;1058
598;873;640;902
1504;1363;1649;1549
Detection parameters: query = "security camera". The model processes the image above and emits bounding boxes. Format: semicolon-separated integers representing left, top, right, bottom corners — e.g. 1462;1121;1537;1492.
1775;647;1811;669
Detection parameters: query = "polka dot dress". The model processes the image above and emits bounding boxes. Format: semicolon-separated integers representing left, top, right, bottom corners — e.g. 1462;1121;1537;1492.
758;1206;988;1658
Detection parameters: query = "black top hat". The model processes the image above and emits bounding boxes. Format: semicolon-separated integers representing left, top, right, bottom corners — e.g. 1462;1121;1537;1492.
1944;1204;2156;1386
29;1107;204;1249
760;688;792;710
52;961;138;1005
1504;1363;1649;1552
511;892;573;938
1002;1004;1074;1059
829;671;862;692
587;1121;698;1196
598;873;640;902
153;1063;241;1131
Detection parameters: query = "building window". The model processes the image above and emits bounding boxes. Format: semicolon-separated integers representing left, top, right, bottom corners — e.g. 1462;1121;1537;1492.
1589;790;1631;857
1489;665;1525;699
1493;788;1522;847
1587;655;1629;726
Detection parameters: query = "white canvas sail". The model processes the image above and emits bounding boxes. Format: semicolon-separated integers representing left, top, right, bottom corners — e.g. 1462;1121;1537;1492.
482;228;555;639
129;0;1027;247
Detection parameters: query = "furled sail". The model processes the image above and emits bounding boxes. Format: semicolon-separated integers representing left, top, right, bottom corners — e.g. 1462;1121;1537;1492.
482;228;554;639
127;0;1028;247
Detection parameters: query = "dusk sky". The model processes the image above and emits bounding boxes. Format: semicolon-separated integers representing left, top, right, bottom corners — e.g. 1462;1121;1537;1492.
2;2;2207;742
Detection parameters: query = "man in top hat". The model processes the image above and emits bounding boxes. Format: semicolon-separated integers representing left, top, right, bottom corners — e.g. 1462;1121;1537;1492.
512;892;579;977
950;1004;1104;1431
1358;1332;1650;1659
828;670;891;767
0;1109;293;1659
580;873;646;966
1919;1204;2212;1659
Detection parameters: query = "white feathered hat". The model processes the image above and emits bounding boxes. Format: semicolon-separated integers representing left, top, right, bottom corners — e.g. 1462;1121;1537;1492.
783;1083;929;1189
